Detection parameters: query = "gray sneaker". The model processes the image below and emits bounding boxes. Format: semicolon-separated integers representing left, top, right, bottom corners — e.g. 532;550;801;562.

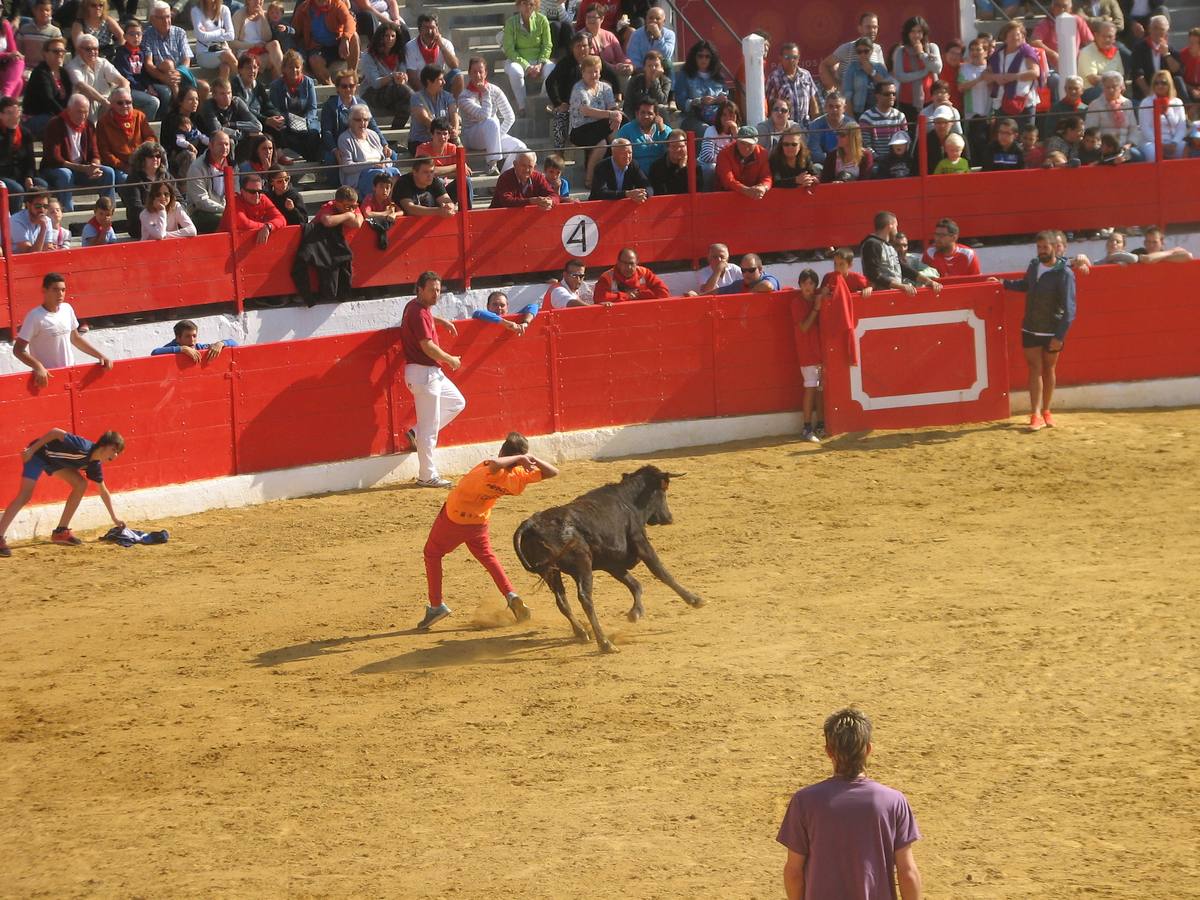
416;604;452;630
802;428;820;444
416;476;452;488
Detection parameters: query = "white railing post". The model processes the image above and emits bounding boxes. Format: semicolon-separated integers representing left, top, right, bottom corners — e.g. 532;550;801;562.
742;32;767;124
1055;12;1079;99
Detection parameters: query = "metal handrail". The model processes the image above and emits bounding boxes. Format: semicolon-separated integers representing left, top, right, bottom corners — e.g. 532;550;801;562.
658;0;740;88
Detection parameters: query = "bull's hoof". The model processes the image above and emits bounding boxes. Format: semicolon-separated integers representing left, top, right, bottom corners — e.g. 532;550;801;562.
598;640;620;654
686;594;705;608
573;628;591;642
626;606;644;623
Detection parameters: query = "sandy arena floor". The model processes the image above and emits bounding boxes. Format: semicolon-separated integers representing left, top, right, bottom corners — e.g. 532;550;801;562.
1;409;1198;898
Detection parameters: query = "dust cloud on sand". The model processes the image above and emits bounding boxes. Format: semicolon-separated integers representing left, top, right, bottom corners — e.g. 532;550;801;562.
1;410;1198;897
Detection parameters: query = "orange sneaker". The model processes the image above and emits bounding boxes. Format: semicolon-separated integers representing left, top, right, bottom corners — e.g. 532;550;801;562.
1041;410;1056;428
51;527;82;546
1028;414;1045;432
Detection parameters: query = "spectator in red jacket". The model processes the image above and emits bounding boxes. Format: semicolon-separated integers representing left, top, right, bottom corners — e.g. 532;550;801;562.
489;150;559;209
97;88;155;177
292;0;359;85
716;125;772;198
226;170;286;241
39;94;117;211
593;247;671;303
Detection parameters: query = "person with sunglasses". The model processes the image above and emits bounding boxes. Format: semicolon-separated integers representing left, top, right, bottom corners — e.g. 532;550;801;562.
820;11;884;91
715;253;779;295
23;36;71;138
226;170;286;243
544;259;594;309
122;140;173;237
11;191;56;253
841;36;892;117
97;86;155;179
755;96;795;150
858;80;906;165
766;42;819;129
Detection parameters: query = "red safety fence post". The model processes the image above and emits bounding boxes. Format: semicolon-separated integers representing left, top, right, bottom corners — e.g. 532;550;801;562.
226;351;241;475
1153;95;1165;229
547;317;562;433
686;130;699;265
224;167;244;314
0;183;14;330
917;114;930;248
457;144;471;290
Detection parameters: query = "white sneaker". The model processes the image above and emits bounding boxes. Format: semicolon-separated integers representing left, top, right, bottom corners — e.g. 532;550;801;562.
416;476;452;488
416;604;452;630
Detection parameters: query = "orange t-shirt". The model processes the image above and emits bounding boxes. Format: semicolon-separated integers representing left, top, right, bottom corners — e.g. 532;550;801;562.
445;461;543;525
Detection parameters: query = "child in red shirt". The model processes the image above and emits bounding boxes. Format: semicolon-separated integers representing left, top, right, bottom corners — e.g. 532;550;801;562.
417;432;559;631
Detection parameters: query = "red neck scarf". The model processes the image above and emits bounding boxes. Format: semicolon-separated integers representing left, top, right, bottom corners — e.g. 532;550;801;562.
113;107;135;133
285;74;302;95
9;123;22;148
62;111;88;134
1098;43;1118;59
468;80;487;96
418;37;440;65
381;52;399;69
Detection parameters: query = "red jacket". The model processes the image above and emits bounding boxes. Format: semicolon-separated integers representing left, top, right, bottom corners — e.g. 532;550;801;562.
293;0;355;48
716;142;772;192
227;195;288;232
488;168;560;208
40;113;100;171
593;265;670;303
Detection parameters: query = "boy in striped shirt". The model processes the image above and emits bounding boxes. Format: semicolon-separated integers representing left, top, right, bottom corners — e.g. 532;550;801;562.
417;432;558;631
0;429;125;557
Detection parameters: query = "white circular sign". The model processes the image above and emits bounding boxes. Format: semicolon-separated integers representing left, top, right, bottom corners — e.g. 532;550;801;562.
560;214;600;258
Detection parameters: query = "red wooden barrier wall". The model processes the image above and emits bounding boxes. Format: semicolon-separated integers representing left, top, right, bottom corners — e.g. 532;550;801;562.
1;158;1197;326
1;261;1197;507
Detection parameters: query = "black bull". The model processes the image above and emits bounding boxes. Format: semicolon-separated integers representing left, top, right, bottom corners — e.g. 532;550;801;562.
512;465;704;653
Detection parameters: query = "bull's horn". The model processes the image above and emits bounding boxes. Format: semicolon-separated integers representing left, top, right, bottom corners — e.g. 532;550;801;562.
663;472;686;479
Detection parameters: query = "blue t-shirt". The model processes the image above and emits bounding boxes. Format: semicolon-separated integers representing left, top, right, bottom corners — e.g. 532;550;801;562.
31;433;105;482
717;274;780;295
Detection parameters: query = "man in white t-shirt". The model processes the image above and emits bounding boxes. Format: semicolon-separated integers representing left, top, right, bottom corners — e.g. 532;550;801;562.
544;259;594;309
820;12;885;90
14;273;112;387
688;243;743;295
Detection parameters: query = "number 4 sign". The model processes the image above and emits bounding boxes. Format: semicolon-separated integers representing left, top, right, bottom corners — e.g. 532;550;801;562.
560;214;599;257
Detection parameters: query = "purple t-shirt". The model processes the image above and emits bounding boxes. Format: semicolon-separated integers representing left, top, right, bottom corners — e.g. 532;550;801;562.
776;777;920;900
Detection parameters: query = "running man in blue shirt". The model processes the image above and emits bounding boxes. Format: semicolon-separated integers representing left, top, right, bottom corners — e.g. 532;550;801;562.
0;429;126;557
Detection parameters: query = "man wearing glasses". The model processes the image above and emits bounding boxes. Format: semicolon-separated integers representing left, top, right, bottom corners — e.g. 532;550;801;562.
922;218;981;279
858;81;908;164
66;33;136;123
820;12;885;91
716;253;779;295
11;192;57;254
97;88;155;178
544;259;593;309
40;93;118;212
756;97;796;150
766;43;819;128
225;171;286;243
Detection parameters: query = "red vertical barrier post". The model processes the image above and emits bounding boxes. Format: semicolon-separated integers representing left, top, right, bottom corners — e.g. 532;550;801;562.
457;144;471;290
224;167;244;314
0;183;14;329
917;114;930;246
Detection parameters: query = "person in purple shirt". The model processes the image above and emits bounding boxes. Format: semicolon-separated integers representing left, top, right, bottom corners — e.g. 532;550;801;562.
777;708;923;900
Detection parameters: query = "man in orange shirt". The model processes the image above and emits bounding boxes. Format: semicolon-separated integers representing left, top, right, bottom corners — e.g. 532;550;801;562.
592;247;671;303
417;431;559;631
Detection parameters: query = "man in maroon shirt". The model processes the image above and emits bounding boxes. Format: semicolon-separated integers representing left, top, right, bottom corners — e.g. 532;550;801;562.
400;271;465;487
489;150;559;209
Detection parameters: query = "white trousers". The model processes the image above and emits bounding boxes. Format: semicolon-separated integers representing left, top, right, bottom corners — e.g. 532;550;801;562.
461;117;529;171
503;59;555;112
404;363;466;481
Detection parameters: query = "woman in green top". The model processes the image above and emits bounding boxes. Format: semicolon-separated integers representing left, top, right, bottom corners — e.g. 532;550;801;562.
502;0;554;115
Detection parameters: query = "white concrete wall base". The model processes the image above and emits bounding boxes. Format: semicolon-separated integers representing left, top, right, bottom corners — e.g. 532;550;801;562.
3;411;804;542
1008;376;1200;412
8;377;1197;542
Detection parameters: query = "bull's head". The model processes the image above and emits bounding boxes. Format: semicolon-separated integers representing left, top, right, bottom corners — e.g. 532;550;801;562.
625;466;686;526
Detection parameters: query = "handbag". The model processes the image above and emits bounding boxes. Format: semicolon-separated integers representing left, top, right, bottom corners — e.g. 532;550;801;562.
1000;94;1027;116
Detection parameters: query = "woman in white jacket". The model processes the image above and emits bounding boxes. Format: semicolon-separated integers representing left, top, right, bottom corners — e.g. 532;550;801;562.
457;55;527;174
191;0;239;80
141;180;197;239
1138;69;1188;159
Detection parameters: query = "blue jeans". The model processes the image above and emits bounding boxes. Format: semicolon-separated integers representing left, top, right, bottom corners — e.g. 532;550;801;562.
1;176;48;213
41;166;117;211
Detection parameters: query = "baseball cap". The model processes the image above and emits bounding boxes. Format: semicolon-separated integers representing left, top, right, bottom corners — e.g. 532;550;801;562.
929;105;956;121
889;131;911;146
735;125;758;141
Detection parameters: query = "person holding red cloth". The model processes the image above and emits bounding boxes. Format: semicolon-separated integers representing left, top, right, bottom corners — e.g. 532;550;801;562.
716;125;772;198
593;247;670;303
417;431;558;631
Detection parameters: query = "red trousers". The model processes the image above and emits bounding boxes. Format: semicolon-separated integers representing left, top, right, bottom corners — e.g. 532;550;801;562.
423;506;514;605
